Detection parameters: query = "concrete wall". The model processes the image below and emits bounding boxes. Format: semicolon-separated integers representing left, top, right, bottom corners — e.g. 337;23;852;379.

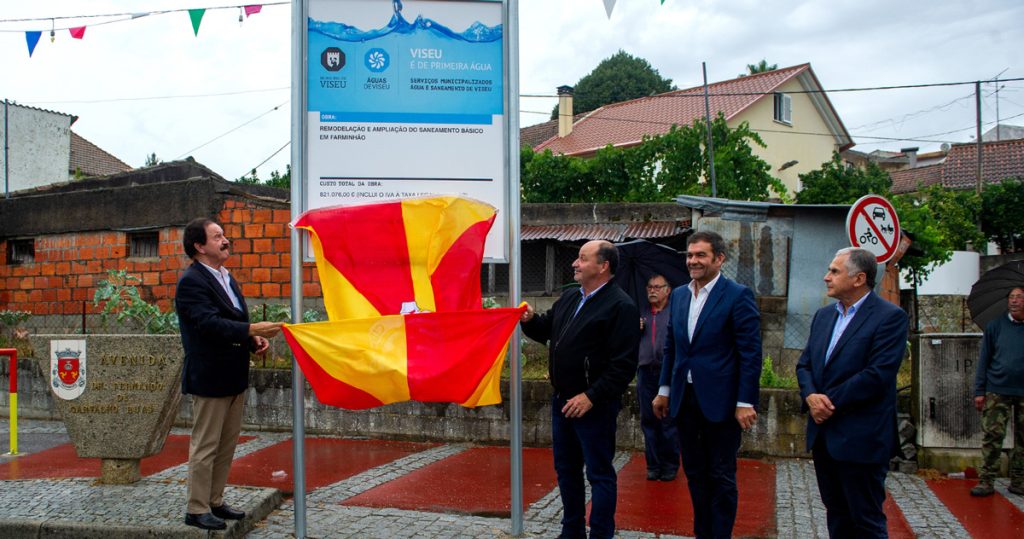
0;103;73;193
3;356;812;458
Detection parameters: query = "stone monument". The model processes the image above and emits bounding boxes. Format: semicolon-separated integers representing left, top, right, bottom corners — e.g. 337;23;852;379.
31;334;183;484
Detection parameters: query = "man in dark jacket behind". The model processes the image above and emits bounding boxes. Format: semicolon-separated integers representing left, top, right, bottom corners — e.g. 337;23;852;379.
521;240;640;539
175;218;282;531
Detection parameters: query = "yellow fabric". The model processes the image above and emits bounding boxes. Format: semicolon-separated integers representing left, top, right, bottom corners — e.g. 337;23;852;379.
285;316;411;404
460;343;509;407
401;196;496;313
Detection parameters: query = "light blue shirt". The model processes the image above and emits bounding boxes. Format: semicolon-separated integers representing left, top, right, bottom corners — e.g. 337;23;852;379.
825;291;871;362
573;281;607;318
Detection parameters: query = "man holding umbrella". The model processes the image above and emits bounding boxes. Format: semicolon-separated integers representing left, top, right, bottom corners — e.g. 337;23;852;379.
971;286;1024;497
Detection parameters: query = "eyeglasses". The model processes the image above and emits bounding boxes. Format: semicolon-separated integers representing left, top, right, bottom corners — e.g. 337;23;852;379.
646;284;668;290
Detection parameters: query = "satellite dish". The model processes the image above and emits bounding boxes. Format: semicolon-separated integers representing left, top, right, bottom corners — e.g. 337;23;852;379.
940;143;950;151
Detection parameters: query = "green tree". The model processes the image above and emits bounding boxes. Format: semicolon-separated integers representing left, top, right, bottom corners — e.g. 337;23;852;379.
796;152;892;204
893;184;982;283
550;50;674;120
144;152;162;167
981;178;1024;252
235;165;290;190
521;114;786;203
740;59;778;77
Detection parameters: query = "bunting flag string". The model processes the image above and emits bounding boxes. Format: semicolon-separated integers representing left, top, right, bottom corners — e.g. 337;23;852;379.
2;3;275;57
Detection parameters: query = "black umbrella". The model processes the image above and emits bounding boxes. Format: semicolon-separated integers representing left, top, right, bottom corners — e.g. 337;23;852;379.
967;260;1024;329
613;239;690;309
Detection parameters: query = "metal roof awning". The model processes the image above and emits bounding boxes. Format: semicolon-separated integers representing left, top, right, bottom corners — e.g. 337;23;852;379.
521;221;688;242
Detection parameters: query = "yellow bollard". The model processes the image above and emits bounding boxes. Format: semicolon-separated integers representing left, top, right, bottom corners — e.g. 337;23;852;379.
8;392;15;455
3;348;16;455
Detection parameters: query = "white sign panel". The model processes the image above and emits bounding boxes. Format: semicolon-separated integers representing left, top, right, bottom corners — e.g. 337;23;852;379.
846;194;901;264
50;339;87;400
305;0;507;260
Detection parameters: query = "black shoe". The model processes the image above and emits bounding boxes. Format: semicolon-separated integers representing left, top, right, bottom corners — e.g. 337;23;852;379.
646;469;659;481
212;503;246;520
660;470;678;482
185;512;226;530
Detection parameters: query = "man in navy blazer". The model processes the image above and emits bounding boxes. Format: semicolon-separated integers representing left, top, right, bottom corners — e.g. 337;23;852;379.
175;218;282;530
796;247;908;539
653;230;762;539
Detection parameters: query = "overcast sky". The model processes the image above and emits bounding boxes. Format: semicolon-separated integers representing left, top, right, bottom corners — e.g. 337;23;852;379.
2;0;1022;181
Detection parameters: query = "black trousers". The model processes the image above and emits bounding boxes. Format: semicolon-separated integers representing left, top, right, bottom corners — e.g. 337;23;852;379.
812;437;889;539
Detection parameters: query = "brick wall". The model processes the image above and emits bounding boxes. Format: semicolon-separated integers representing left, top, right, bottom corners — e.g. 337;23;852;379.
0;195;320;323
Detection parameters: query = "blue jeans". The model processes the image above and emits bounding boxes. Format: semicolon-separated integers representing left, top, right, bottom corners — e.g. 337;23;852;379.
551;394;620;539
637;364;680;474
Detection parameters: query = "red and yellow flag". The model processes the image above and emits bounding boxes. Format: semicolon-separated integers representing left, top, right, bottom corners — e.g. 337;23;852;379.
282;196;523;409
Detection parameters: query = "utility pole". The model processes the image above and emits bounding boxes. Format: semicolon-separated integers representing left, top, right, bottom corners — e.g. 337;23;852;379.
702;62;717;198
975;81;983;195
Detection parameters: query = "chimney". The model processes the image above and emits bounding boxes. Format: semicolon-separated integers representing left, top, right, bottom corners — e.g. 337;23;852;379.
901;147;919;168
557;85;574;137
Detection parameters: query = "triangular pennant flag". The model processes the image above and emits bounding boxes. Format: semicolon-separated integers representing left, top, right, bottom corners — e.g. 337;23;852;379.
25;31;41;57
188;9;206;36
603;0;616;18
69;27;86;39
244;5;263;17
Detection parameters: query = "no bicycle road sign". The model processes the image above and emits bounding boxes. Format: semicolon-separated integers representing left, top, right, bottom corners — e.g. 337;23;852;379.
846;194;901;264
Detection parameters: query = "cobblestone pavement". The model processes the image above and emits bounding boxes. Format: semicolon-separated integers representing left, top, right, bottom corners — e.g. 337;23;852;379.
1;419;1019;538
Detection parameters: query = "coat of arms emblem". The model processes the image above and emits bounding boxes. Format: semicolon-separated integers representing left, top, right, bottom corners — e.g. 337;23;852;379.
50;340;87;400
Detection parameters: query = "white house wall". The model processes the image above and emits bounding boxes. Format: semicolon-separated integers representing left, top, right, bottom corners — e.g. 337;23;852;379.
901;250;980;296
737;79;842;196
0;103;73;193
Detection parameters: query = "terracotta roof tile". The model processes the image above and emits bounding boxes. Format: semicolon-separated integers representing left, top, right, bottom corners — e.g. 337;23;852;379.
521;221;686;242
536;64;813;156
890;164;942;194
70;131;132;177
891;139;1024;193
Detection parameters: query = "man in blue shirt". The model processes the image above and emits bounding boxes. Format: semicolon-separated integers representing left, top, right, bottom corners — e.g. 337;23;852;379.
796;247;908;539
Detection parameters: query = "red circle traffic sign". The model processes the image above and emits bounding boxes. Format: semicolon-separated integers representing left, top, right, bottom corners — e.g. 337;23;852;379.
846;194;900;263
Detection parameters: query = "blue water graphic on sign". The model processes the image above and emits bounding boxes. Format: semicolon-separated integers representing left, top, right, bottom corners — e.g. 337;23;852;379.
308;0;503;124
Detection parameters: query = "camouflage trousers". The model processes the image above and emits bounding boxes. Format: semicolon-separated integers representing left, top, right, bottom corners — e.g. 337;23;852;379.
979;392;1024;484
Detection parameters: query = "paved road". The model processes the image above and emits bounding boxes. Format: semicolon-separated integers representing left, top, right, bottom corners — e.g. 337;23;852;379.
2;419;1022;538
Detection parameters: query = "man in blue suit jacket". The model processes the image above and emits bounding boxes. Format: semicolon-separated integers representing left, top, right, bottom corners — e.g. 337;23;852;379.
175;218;282;530
796;247;908;539
653;230;762;539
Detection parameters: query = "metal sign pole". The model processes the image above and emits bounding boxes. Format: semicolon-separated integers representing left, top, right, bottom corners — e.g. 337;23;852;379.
290;0;309;537
506;0;524;535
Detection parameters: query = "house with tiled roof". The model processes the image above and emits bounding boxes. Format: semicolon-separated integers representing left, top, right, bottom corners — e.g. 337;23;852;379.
70;132;132;178
527;64;852;195
890;138;1024;194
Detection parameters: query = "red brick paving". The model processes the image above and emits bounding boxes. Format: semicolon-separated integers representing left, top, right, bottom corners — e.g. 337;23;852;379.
927;478;1024;537
228;437;437;495
343;446;558;517
0;435;252;480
